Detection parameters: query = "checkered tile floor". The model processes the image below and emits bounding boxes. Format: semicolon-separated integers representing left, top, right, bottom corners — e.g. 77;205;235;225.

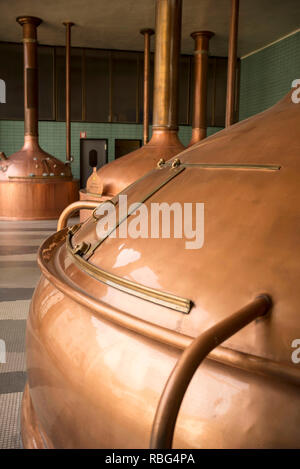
0;219;69;449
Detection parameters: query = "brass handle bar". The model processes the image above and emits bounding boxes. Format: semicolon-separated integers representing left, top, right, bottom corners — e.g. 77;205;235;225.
57;201;99;231
66;228;191;314
150;294;272;449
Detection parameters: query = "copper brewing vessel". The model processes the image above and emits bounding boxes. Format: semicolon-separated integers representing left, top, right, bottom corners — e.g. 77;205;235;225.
79;0;184;215
0;16;78;220
21;90;300;448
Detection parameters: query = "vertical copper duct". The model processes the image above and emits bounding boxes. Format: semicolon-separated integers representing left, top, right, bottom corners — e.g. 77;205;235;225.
63;22;74;161
188;31;214;146
140;28;154;144
225;0;239;127
152;0;182;137
17;16;42;145
79;0;184;212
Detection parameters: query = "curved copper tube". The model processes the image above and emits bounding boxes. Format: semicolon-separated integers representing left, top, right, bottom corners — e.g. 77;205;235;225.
150;294;272;449
57;200;99;231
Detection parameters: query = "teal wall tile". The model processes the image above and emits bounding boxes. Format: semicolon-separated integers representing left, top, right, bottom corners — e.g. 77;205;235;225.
239;30;300;121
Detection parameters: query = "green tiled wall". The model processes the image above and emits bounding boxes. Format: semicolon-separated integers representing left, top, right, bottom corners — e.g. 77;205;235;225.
239;30;300;121
0;121;222;179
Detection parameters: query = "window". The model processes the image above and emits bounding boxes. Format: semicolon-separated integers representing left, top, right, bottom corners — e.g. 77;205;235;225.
0;42;237;125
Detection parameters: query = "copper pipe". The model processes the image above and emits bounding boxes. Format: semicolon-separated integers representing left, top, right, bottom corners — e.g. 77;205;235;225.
152;0;182;131
16;16;42;137
63;22;74;161
57;200;98;231
140;28;154;144
150;294;272;449
188;31;214;146
225;0;239;127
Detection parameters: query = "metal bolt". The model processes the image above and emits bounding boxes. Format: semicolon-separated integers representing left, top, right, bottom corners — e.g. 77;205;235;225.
171;158;181;169
157;158;165;168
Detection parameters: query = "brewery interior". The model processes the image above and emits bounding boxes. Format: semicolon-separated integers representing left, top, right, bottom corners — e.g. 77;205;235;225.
0;0;300;449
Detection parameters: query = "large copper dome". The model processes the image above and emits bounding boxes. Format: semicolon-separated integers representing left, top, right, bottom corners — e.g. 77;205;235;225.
21;90;300;448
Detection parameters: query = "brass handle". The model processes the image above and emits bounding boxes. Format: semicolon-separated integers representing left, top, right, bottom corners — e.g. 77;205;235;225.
57;201;99;231
150;294;272;449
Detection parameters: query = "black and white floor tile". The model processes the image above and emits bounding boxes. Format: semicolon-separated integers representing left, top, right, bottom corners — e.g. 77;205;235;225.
0;219;57;449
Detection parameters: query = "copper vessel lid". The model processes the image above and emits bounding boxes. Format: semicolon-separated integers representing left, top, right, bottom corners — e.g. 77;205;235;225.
53;91;300;363
0;137;73;181
95;130;184;196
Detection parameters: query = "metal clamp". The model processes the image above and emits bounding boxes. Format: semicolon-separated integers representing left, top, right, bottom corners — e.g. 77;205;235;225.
72;241;91;256
150;294;272;449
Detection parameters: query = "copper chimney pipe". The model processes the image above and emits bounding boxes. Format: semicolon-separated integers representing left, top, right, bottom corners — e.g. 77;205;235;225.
63;22;74;162
225;0;239;127
152;0;182;133
140;28;154;144
188;31;214;146
17;16;42;140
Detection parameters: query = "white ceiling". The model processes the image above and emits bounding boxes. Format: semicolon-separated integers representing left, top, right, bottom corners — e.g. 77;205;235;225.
0;0;299;57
